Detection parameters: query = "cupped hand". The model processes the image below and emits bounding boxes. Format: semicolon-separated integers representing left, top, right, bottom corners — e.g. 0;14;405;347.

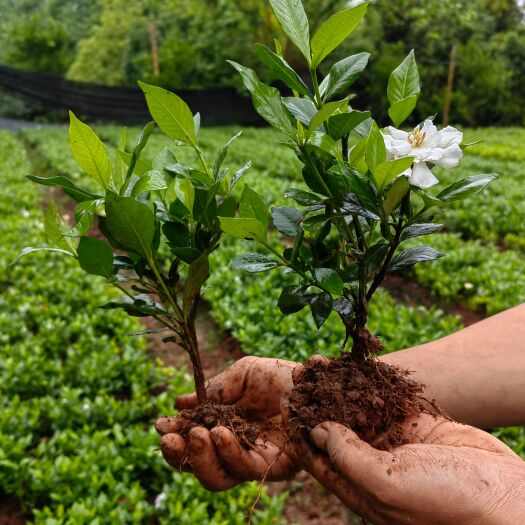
283;406;525;525
155;356;299;490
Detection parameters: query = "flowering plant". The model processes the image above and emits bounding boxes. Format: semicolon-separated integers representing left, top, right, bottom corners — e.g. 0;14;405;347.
222;0;496;359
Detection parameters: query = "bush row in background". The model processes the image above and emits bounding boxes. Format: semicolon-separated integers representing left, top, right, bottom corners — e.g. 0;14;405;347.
0;131;284;524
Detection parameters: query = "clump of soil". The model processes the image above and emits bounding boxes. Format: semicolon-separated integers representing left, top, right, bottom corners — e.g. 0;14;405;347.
288;353;436;450
176;402;262;445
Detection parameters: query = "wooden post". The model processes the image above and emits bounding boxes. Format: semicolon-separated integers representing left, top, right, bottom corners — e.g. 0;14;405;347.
443;44;457;126
148;21;160;77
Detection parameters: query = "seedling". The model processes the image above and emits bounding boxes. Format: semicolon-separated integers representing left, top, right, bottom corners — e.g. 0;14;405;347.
18;83;251;404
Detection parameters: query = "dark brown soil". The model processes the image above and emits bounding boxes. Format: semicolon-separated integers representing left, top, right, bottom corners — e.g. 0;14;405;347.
0;496;25;525
176;402;261;445
289;354;435;450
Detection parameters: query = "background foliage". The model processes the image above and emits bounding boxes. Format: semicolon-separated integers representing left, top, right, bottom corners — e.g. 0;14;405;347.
0;0;524;125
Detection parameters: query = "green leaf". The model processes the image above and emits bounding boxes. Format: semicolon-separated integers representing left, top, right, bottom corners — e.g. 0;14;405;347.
219;217;267;242
320;52;370;101
105;197;156;258
117;150;152;177
282;97;317;126
437;174;497;202
163;222;190;247
389;245;443;272
315;268;343;295
278;285;311;314
239;185;268;236
11;247;75;266
388;95;418;128
183;253;209;316
383;176;410;215
326;110;370;141
271;206;302;236
345;167;380;214
387;50;420;105
231;253;281;273
284;188;322;206
123;121;155;186
231;161;252;190
339;193;380;220
173;178;195;214
307;100;347;139
172;247;202;264
69;111;112;189
310;292;332;328
350;138;368;174
101;295;166;317
365;123;386;174
138;81;196;146
400;223;444;241
307;131;342;160
26;175;101;202
228;61;296;138
255;44;310;97
45;202;76;253
213;131;242;179
77;236;114;278
131;170;168;197
363;242;390;279
113;128;127;191
311;2;369;67
374;157;414;190
269;0;311;62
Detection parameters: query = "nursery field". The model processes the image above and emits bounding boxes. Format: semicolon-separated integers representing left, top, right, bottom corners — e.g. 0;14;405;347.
1;124;525;524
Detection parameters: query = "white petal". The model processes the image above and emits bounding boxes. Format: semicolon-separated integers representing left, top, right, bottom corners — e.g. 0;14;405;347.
436;126;463;149
420;119;437;143
409;162;439;189
383;126;408;141
429;144;463;168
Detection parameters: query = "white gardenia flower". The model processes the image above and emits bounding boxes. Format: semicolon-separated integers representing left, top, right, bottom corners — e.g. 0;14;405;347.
382;119;463;189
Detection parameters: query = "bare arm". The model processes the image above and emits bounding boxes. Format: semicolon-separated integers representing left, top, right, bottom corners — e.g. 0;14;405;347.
382;303;525;428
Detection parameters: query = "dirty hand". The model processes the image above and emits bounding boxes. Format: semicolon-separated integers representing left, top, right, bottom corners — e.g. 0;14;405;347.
156;356;298;490
285;409;525;525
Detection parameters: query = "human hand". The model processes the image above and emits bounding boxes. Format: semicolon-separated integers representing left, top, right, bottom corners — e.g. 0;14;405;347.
284;408;525;525
155;356;298;490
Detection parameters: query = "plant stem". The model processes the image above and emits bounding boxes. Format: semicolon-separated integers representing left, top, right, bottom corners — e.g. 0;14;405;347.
310;68;323;108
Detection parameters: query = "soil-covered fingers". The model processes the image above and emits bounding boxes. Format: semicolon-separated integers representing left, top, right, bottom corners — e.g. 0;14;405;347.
188;426;238;491
210;426;296;482
159;433;190;472
155;416;182;435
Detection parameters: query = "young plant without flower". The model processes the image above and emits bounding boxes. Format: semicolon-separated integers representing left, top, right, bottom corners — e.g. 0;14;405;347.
18;0;497;452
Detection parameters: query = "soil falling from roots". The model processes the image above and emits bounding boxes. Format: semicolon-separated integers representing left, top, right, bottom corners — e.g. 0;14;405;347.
176;403;261;445
289;354;435;450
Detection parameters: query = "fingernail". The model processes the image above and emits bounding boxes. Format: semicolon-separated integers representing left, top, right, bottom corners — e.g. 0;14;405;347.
311;425;329;448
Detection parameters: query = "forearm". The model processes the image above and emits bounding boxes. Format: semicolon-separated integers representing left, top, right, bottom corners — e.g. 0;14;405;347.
381;304;525;428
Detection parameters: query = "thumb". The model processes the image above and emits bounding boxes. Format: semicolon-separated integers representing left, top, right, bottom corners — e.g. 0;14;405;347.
311;422;393;488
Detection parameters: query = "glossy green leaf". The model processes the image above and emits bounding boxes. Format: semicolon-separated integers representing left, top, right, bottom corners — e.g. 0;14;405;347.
374;157;413;190
278;285;311;314
239;185;268;236
12;246;75;266
183;253;209;316
387;50;420;105
326;110;371;140
284;188;322;206
269;0;311;62
105;197;156;258
307;100;347;138
307;131;342;160
315;268;343;295
77;236;114;278
388;95;418;128
365;123;386;174
213;131;242;178
231;253;282;273
131;170;168;197
389;245;443;272
173;178;195;214
255;44;310;97
138;81;196;146
437;174;497;202
26;175;101;202
271;206;303;236
69;111;112;189
320;52;370;101
383;176;410;215
310;291;332;328
45;201;76;253
282;97;317;126
311;2;369;67
228;61;296;137
400;223;444;241
219;217;267;241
